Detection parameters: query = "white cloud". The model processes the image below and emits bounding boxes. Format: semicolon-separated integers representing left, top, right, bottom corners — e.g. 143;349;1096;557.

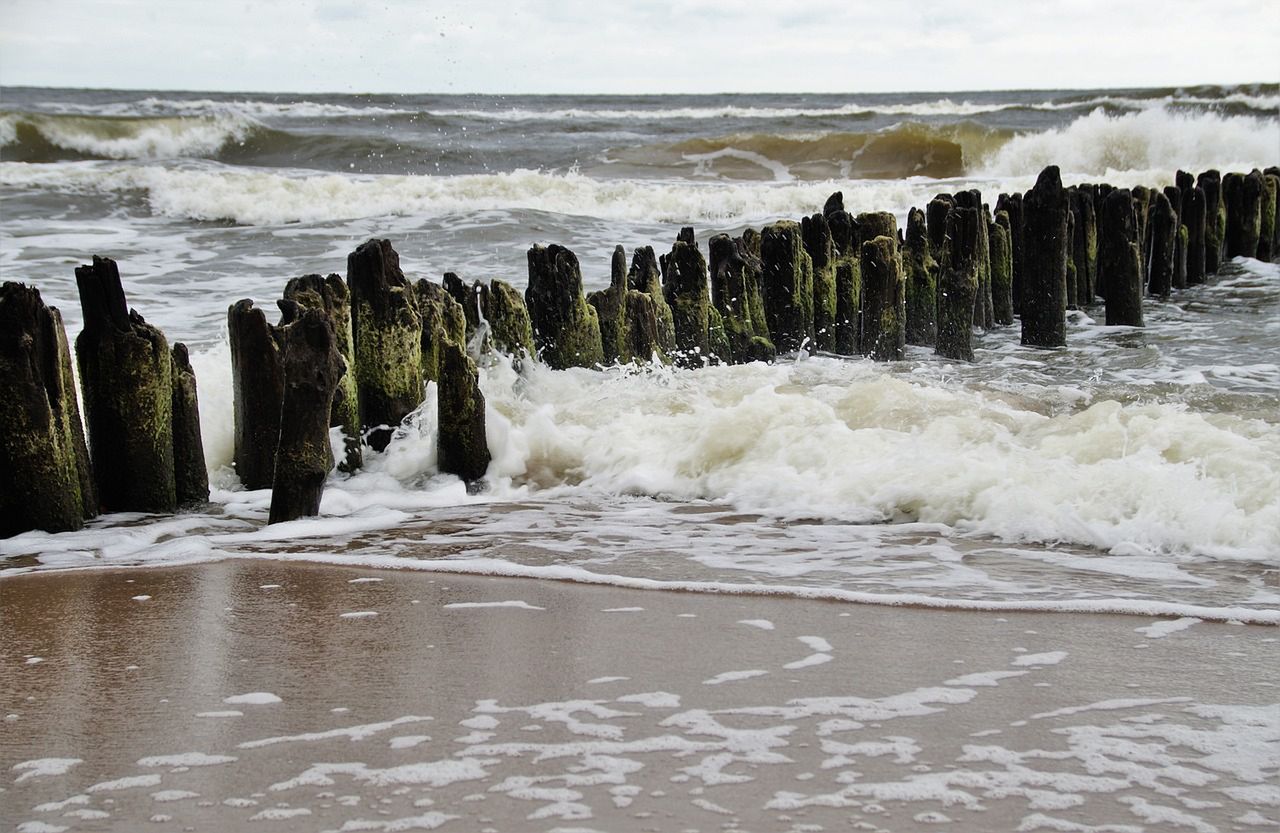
0;0;1275;93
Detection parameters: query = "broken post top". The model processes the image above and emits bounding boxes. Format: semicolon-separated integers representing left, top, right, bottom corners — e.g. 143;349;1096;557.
75;255;132;335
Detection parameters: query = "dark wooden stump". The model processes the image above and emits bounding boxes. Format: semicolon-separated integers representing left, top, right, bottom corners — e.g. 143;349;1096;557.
526;244;604;370
484;279;536;359
0;283;97;536
268;306;344;525
709;233;775;363
995;192;1024;314
1182;185;1208;284
348;239;424;452
627;246;677;354
1147;191;1176;299
1258;173;1278;262
660;228;716;366
76;256;176;511
1099;189;1144;327
170;343;209;507
903;207;937;345
990;211;1014;325
936;207;980;362
801;214;839;351
1198;170;1225;274
1020;167;1069;347
587;246;631;364
228;298;284;489
860;236;905;361
284;273;361;473
437;339;491;489
760;221;815;354
416;279;467;384
1223;171;1263;260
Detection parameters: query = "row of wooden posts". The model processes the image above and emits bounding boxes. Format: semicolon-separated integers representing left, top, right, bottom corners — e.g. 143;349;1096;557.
2;164;1277;538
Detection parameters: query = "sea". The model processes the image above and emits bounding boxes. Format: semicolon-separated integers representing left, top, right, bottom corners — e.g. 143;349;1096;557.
1;84;1279;624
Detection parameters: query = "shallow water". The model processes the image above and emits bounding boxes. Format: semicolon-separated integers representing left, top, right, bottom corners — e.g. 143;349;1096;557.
1;84;1279;624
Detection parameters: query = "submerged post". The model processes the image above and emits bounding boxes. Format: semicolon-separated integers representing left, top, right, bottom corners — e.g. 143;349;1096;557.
526;244;604;370
903;207;937;345
860;236;905;361
936;206;980;362
170;343;209;506
229;299;284;489
760;220;815;354
1099;189;1144;327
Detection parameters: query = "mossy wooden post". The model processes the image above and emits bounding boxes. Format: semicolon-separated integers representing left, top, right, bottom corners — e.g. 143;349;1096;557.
855;212;897;250
438;338;490;489
75;256;176;512
824;202;861;356
660;228;715;365
1198;170;1225;274
936;206;980;362
1020;167;1069;347
1258;173;1278;262
483;279;535;358
926;195;954;268
1099;189;1144;327
1223;171;1263;260
627;246;677;354
995;192;1024;314
416;280;467;384
587;246;631;364
709;233;774;362
624;291;664;362
170;343;208;506
903;207;937;345
0;283;97;536
760;220;815;353
860;236;905;361
1068;187;1094;306
284;273;361;473
1147;191;1176;299
1163;186;1188;290
1182;185;1208;284
267;306;344;525
526;244;604;369
348;239;424;452
990;211;1014;325
228;299;283;489
443;272;481;341
801;214;838;351
1131;185;1151;278
953;191;993;328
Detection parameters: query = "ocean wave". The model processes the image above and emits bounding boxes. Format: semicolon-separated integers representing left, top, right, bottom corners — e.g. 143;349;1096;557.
36;96;414;120
0;161;939;225
977;107;1280;179
0;110;262;161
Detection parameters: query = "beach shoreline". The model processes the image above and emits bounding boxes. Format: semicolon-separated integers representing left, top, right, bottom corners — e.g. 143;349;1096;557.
4;560;1276;832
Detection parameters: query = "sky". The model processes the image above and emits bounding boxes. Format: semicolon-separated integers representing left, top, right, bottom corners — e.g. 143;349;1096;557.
1;0;1277;94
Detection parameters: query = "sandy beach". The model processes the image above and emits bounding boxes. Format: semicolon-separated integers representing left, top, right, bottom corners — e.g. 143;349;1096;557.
3;560;1276;832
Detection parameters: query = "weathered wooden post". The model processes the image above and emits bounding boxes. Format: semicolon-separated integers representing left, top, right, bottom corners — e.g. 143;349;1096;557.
1146;191;1177;299
229;299;283;489
437;338;490;489
1258;172;1278;262
1020;167;1069;347
348;239;424;452
170;343;209;506
1099;189;1144;326
1163;186;1187;291
0;283;97;536
709;233;774;362
660;228;718;365
760;220;815;353
483;279;535;358
76;256;176;511
284;273;361;472
860;236;905;361
526;244;604;370
953;191;993;328
801;213;838;351
995;192;1024;313
936;206;980;361
991;211;1014;325
824;197;861;356
268;305;344;524
587;246;631;364
1198;170;1225;273
1182;184;1208;285
416;279;466;383
903;207;937;345
1223;171;1263;260
1068;187;1097;306
627;246;677;354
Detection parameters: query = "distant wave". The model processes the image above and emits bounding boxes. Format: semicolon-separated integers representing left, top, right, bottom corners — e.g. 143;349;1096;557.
0;110;262;161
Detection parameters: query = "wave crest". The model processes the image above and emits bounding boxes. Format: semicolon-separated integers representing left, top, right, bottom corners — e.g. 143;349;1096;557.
0;111;260;161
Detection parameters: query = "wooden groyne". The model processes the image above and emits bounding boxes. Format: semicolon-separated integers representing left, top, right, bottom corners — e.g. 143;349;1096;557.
3;165;1278;537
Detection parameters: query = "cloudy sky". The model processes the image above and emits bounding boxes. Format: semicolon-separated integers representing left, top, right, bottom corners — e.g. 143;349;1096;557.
2;0;1277;94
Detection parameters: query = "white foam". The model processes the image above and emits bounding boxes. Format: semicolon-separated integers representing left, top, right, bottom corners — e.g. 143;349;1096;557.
1135;617;1202;639
223;691;282;705
978;107;1279;180
738;619;775;630
86;773;162;792
340;611;379;619
443;600;544;610
0;112;258;159
239;715;432;749
12;758;82;783
703;670;769;685
137;753;236;767
1012;651;1069;667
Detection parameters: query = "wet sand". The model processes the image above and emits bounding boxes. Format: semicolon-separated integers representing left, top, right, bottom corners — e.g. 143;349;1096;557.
2;560;1277;832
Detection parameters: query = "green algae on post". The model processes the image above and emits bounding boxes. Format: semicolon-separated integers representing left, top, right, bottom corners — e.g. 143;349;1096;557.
935;206;980;362
760;220;815;354
526;244;604;370
1020;167;1069;347
171;342;209;507
859;235;905;362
